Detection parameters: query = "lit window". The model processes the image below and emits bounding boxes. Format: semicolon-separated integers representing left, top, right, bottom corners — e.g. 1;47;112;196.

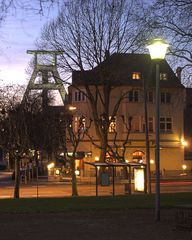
74;116;86;132
74;91;86;102
160;73;167;80
128;90;139;102
161;92;171;103
132;72;141;80
109;116;116;133
160;117;172;132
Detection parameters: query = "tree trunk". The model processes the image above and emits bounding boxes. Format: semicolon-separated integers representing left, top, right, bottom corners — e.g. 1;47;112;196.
70;157;78;196
14;154;20;199
99;132;108;161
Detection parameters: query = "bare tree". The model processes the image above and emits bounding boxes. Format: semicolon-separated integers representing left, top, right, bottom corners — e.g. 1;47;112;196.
143;0;192;85
0;85;56;198
37;0;148;163
0;0;61;17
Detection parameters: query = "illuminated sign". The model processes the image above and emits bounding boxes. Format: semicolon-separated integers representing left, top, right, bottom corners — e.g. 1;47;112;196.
134;168;145;192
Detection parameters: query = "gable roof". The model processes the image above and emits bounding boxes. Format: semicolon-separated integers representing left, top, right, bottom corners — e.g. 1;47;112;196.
72;53;184;88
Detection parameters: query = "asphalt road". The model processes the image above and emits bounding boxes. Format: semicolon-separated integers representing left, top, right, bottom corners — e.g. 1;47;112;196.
0;180;192;199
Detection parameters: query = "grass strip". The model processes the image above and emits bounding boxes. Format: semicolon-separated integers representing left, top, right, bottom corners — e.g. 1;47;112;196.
0;192;191;213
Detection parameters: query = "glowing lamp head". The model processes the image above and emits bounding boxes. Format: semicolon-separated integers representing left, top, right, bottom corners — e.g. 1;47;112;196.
182;164;187;170
147;38;169;60
55;169;60;175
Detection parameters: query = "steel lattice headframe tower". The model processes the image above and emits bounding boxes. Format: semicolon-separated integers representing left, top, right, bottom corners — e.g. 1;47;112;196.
22;50;67;109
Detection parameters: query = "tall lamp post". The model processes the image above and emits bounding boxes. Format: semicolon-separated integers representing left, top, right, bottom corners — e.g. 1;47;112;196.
147;38;169;221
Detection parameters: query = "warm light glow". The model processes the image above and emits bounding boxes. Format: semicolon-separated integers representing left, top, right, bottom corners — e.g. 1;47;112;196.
75;169;80;176
68;106;77;111
132;72;141;80
95;156;99;161
47;162;55;170
125;159;129;163
181;139;188;147
134;168;145;192
182;164;187;170
55;169;60;175
150;159;155;164
147;38;169;60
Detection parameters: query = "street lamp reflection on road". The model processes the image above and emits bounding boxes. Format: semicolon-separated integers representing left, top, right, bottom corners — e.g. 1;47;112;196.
147;38;169;222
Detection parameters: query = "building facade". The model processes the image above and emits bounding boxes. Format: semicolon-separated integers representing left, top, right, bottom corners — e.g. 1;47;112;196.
184;88;192;171
68;53;186;177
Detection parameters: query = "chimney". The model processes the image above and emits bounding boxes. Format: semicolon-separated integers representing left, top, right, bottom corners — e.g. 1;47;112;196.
176;67;182;81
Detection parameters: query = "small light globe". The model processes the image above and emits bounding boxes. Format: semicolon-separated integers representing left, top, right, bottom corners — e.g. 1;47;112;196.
147;38;169;60
75;169;80;176
182;164;187;170
150;159;155;164
55;169;60;175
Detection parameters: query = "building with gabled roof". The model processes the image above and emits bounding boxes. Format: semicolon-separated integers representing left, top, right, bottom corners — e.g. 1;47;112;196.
69;53;186;177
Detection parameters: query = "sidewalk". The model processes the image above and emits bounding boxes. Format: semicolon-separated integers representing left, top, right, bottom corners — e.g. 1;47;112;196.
0;209;191;240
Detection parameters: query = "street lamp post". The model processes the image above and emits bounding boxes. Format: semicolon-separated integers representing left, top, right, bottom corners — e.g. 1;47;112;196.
147;38;169;222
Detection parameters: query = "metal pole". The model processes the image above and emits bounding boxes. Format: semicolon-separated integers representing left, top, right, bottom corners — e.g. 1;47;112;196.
36;165;39;198
128;166;132;194
112;167;115;196
96;167;98;197
155;63;160;221
143;76;151;194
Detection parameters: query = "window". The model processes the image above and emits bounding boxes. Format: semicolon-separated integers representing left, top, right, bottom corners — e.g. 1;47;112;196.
147;91;153;102
109;116;116;133
148;117;154;132
128;90;139;102
160;73;167;81
74;91;86;102
74;116;86;132
142;117;154;132
160;117;172;132
132;72;141;80
161;92;171;103
132;116;141;132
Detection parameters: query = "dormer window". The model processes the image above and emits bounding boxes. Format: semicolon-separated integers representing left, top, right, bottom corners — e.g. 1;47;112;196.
132;72;141;80
160;73;167;81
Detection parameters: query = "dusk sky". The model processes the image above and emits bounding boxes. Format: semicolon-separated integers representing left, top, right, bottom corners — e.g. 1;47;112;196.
0;4;58;86
0;0;154;86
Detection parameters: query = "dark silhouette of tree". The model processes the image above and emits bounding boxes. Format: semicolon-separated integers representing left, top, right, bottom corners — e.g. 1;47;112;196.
38;0;147;163
143;0;192;85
